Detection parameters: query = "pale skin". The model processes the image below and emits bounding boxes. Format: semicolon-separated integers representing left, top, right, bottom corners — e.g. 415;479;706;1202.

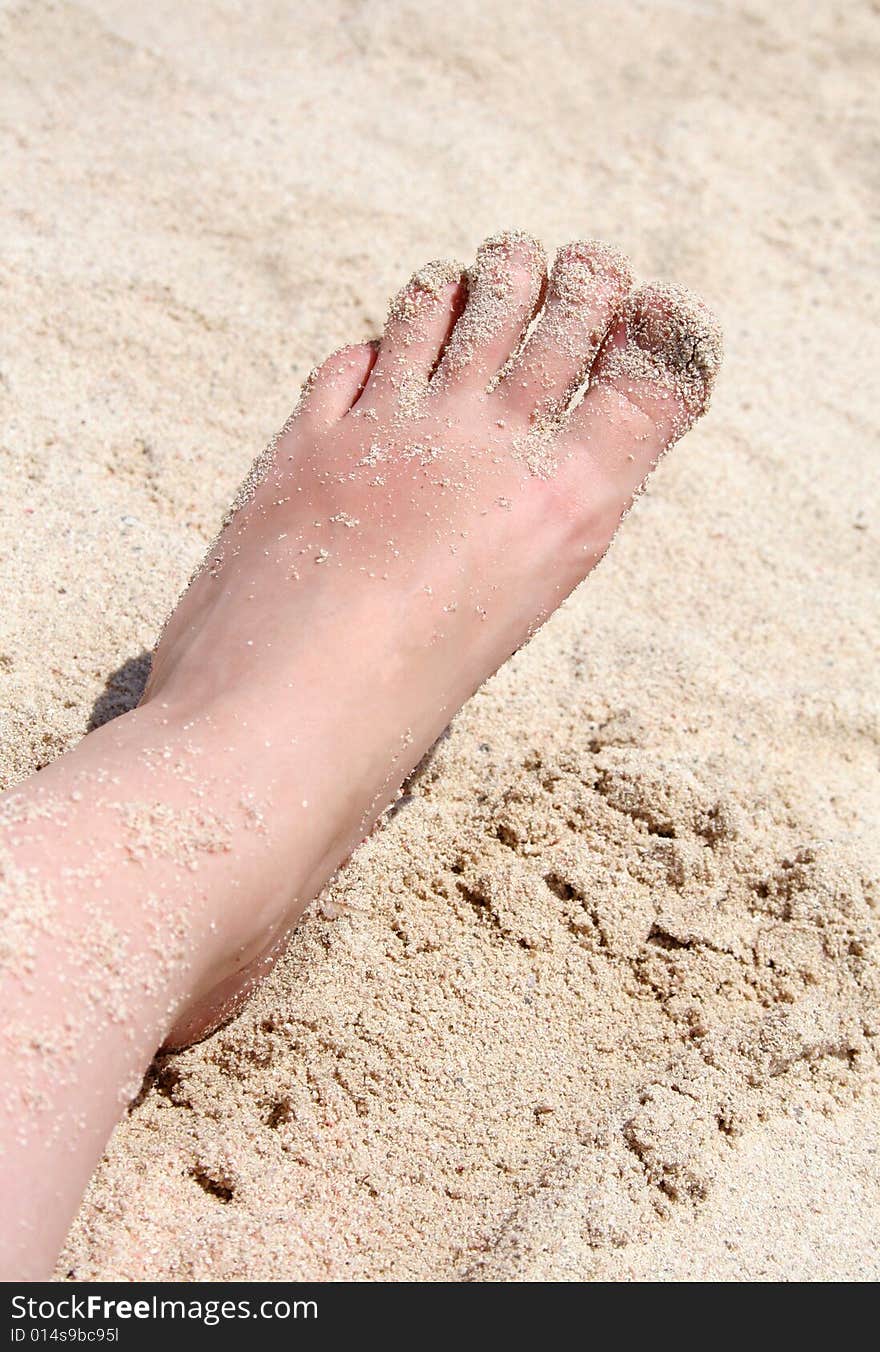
0;233;721;1279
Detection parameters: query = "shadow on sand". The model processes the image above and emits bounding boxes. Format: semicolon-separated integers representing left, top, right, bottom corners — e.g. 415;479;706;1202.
87;651;152;731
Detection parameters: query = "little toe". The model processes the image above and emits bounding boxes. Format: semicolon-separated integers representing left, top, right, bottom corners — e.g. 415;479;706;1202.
561;282;722;499
293;342;378;428
367;261;467;407
497;240;632;415
433;230;546;390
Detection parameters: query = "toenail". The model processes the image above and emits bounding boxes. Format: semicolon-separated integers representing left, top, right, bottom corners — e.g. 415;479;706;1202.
617;284;723;414
557;239;633;288
628;285;723;384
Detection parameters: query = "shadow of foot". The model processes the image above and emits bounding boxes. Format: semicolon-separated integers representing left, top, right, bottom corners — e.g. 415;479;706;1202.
88;651;152;731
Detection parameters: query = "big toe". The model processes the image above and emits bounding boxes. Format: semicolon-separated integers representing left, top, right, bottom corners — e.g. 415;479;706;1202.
561;282;722;498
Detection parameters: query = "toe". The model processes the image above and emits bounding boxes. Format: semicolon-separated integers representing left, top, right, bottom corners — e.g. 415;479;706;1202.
497;240;632;415
560;282;722;499
367;260;467;407
293;342;378;428
433;230;546;390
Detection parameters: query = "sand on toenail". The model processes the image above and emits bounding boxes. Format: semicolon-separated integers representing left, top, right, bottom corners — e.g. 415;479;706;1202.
626;283;723;412
438;229;546;379
387;259;465;326
552;239;634;303
588;283;723;451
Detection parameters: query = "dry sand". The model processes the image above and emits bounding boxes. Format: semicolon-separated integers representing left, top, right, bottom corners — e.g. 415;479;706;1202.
1;0;878;1281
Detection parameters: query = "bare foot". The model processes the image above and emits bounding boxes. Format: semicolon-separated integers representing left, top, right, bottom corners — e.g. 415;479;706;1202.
0;233;721;1277
146;231;721;1046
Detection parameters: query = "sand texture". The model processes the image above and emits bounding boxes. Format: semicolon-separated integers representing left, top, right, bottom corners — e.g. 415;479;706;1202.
1;0;878;1281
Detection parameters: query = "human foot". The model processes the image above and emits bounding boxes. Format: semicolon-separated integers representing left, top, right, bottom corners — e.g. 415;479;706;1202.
147;231;721;1045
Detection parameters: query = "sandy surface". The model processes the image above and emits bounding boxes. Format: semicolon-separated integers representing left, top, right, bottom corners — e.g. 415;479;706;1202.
1;0;878;1281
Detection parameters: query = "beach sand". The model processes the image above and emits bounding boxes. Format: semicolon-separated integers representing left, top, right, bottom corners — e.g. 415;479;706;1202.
1;0;877;1280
